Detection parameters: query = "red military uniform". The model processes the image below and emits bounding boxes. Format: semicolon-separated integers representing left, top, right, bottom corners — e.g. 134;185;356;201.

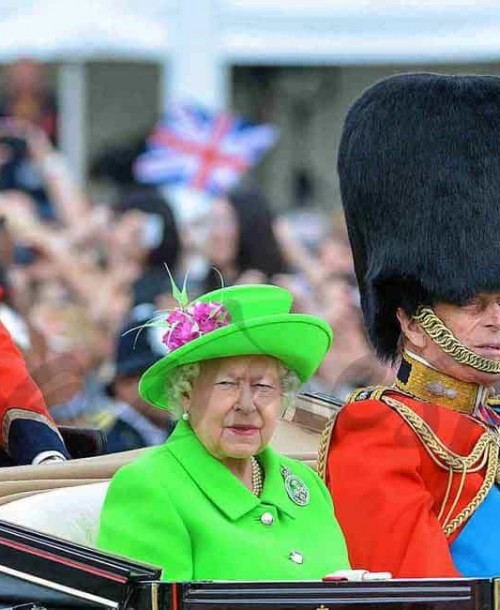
0;321;67;464
321;353;500;578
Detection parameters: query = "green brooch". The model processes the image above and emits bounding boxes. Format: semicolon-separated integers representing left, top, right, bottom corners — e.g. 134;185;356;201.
281;466;310;506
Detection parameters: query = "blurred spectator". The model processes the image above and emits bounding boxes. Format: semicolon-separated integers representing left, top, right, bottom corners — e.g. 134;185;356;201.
275;215;354;290
0;213;47;371
0;155;182;333
202;185;287;292
313;276;394;399
0;60;58;219
0;59;57;141
0;221;69;464
89;136;182;309
90;135;147;187
318;230;355;281
113;187;181;305
285;168;331;252
29;302;110;426
0;119;88;228
274;214;393;398
98;304;174;452
165;187;212;297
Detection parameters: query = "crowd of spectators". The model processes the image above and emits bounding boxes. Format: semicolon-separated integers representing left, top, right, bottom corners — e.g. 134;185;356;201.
0;64;394;455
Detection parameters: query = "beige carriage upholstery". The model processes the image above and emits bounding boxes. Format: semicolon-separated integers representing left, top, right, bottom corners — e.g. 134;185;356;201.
0;481;110;547
0;393;341;546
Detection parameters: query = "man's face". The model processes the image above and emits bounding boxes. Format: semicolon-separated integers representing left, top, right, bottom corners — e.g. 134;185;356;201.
403;293;500;384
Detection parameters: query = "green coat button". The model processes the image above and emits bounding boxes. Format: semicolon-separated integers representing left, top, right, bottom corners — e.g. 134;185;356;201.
289;551;303;564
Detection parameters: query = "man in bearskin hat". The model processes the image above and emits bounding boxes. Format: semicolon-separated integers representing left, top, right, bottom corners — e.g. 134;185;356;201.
320;73;500;577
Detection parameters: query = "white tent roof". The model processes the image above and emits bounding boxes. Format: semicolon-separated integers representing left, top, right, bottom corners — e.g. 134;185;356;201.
0;0;499;64
221;0;500;64
0;0;169;61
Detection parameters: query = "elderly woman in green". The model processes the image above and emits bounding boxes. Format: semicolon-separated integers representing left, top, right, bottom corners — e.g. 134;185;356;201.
97;284;349;580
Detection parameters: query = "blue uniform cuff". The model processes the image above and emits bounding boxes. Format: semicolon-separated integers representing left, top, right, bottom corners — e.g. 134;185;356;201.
8;419;70;465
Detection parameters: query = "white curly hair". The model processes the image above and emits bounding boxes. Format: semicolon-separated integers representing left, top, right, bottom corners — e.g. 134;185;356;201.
165;361;301;420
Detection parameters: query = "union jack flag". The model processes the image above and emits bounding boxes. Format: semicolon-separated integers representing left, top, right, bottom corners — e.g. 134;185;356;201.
134;102;279;196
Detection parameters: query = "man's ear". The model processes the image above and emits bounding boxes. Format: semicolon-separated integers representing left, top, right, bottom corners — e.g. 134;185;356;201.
396;308;427;349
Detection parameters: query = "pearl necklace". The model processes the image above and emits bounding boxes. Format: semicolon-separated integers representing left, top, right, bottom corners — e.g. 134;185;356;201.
251;456;264;497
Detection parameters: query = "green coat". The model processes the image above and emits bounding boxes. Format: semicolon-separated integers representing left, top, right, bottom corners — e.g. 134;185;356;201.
97;420;349;581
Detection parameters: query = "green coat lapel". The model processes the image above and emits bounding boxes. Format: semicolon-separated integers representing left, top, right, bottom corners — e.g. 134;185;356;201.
167;421;301;521
167;421;259;521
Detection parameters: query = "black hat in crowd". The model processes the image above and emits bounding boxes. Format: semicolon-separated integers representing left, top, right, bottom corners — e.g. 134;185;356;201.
338;72;500;361
108;304;167;395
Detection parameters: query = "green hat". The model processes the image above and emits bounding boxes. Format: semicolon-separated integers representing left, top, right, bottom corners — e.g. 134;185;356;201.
139;284;333;410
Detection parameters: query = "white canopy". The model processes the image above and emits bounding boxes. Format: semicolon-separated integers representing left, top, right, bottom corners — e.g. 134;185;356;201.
221;0;500;64
0;0;169;61
0;0;499;64
0;0;170;182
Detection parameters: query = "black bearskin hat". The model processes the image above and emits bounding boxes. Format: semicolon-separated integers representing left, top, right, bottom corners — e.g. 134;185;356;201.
338;72;500;361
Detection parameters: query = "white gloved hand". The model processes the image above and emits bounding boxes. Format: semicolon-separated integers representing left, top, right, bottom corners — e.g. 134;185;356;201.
323;570;392;582
38;456;67;465
32;451;67;466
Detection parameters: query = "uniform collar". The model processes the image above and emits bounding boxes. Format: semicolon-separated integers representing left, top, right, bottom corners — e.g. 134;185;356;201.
166;420;299;521
394;350;493;414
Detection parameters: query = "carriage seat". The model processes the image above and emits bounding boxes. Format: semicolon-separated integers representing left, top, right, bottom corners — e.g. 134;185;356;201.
0;481;109;547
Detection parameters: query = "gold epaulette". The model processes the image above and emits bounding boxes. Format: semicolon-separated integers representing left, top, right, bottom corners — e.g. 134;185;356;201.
381;394;500;537
346;385;394;403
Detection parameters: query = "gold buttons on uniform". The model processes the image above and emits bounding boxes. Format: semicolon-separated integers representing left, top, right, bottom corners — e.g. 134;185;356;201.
260;512;274;525
289;551;303;564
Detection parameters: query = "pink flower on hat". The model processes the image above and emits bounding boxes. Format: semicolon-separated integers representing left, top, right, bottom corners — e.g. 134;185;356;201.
162;301;230;352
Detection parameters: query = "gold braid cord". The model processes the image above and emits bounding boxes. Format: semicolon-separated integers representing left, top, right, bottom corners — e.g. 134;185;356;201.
383;395;499;537
414;307;500;374
316;410;339;478
316;386;390;479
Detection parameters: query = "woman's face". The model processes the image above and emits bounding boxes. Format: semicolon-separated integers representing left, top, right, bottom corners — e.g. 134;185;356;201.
184;355;284;462
111;211;150;264
205;199;239;268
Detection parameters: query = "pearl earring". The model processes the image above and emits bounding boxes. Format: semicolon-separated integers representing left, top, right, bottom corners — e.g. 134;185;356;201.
182;412;189;421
